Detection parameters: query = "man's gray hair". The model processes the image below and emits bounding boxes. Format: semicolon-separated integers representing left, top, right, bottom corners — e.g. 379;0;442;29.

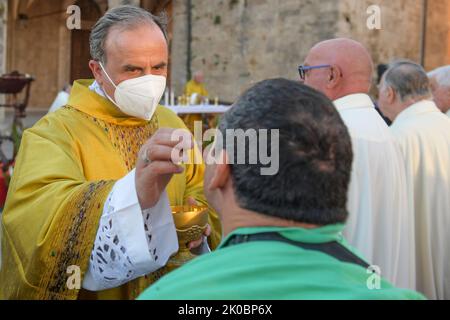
384;60;431;102
90;5;168;64
428;65;450;87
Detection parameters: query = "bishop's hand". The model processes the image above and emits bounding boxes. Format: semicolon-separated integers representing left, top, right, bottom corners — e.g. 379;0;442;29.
135;128;192;210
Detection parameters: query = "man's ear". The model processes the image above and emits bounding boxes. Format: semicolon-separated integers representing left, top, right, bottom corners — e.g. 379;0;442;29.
208;150;230;191
326;65;342;89
387;86;396;104
89;60;103;86
429;79;436;92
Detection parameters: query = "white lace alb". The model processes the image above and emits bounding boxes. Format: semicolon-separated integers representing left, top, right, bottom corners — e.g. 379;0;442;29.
82;169;178;291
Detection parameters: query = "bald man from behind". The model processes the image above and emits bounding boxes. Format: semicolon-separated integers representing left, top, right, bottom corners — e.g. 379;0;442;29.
301;38;414;290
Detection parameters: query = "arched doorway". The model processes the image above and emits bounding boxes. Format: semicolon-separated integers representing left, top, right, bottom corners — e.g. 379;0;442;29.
70;0;102;82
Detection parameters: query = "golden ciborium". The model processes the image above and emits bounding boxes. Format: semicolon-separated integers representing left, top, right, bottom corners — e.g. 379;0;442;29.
166;205;209;270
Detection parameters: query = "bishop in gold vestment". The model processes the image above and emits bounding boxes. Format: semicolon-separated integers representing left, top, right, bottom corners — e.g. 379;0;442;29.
0;80;221;300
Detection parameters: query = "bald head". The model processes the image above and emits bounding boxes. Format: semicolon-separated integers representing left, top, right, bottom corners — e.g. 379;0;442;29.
303;38;374;100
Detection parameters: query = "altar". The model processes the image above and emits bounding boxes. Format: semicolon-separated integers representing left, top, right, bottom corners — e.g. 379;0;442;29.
163;104;231;115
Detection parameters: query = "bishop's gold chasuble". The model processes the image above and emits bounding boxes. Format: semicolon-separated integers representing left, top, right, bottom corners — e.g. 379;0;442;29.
0;80;221;300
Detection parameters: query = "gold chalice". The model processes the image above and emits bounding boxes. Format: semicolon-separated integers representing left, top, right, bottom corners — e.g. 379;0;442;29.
166;205;209;270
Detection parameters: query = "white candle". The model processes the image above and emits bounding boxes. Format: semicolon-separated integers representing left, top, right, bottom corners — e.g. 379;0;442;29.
170;89;175;107
164;89;169;106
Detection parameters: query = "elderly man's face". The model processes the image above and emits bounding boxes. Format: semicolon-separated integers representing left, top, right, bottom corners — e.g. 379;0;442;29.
302;51;331;96
95;23;168;99
430;78;450;113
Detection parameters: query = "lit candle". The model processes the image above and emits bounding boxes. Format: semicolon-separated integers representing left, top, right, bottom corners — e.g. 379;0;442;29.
164;88;169;106
170;90;175;106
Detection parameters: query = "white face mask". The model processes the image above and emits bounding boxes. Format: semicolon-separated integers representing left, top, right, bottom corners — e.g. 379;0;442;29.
100;62;166;120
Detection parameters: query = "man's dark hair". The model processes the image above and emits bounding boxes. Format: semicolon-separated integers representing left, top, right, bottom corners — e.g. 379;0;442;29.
219;79;353;225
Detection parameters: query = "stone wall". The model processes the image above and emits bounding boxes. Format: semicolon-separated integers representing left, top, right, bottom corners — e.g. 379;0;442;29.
108;0;140;8
424;0;450;70
171;0;339;102
171;0;450;103
170;0;189;97
336;0;450;71
337;0;423;66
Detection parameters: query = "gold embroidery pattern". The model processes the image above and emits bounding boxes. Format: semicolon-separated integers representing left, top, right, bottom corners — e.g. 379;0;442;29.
93;117;158;171
38;180;115;300
67;106;159;171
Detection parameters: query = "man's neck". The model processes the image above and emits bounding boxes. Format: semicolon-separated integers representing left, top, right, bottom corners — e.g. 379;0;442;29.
394;96;431;118
333;90;369;101
221;208;319;237
89;80;106;98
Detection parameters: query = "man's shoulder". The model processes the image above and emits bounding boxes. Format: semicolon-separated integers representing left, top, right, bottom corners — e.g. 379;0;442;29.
138;243;427;300
339;107;392;136
155;105;186;129
138;247;228;299
26;107;83;137
394;112;450;133
390;115;431;141
391;116;450;155
390;119;417;139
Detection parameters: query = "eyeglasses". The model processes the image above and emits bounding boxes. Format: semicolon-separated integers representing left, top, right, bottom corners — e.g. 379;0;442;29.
298;64;331;80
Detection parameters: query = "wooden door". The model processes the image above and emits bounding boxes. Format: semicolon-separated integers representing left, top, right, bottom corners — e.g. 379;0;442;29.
70;0;102;82
71;29;93;82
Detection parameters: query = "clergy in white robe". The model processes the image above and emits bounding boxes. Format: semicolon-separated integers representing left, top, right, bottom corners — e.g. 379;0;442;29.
48;85;71;113
302;38;415;290
428;65;450;117
379;60;450;300
333;94;414;289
